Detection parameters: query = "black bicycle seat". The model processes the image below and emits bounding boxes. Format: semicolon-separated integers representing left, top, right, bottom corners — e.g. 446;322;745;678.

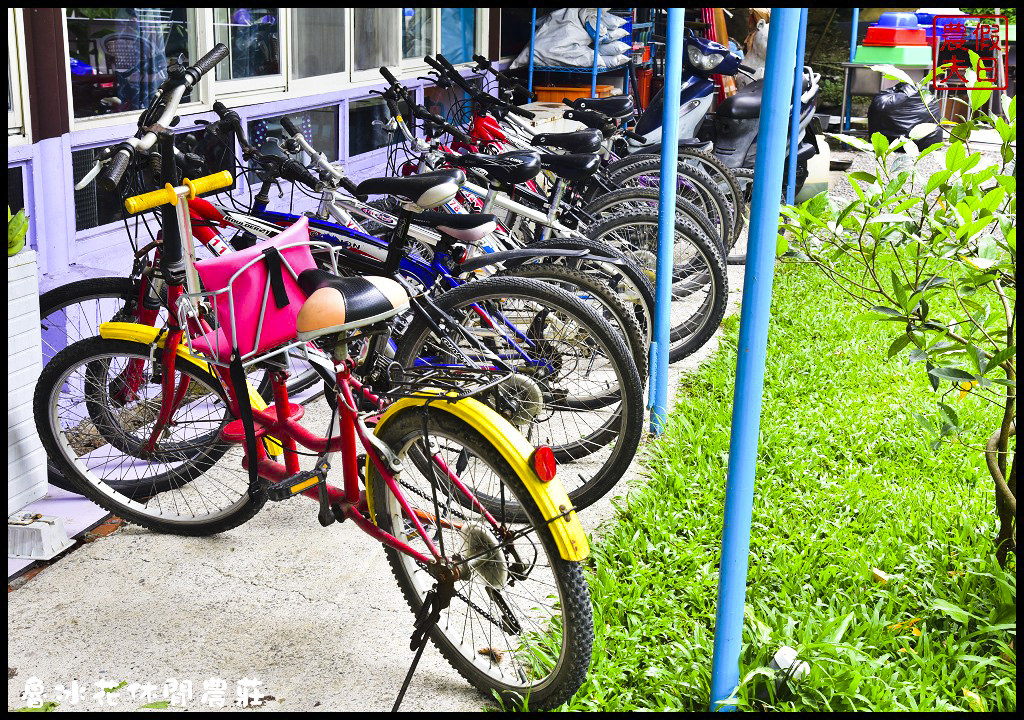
355;169;465;209
531;129;603;154
446;151;541;187
539;153;602;182
569;95;635;119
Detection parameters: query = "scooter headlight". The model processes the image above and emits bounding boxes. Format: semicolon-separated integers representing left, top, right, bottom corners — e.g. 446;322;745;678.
687;44;725;72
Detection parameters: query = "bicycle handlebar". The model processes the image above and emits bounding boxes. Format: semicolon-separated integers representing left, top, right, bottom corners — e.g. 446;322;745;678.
472;53;538;101
212;100;253;152
97;43;229;192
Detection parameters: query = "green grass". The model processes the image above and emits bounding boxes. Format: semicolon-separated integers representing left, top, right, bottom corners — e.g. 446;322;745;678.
562;262;1016;711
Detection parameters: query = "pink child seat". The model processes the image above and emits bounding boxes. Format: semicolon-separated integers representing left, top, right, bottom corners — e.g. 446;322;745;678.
191;216;317;362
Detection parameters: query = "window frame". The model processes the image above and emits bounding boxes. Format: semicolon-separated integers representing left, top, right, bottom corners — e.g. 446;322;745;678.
210;7;289;97
8;8;30;141
287;8;350;96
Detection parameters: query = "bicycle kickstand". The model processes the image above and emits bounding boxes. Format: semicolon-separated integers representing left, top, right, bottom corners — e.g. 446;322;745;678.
391;579;455;712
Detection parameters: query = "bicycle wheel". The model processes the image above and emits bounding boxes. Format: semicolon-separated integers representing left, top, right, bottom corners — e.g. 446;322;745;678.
586;210;728;363
499;263;648;381
582;186;719;252
369;406;592;709
34;337;266;533
630;147;747;240
526;236;656;351
606;156;735;252
396;276;644;511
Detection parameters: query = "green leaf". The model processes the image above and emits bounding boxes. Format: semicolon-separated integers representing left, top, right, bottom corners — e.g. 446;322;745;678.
927;366;975;382
887;333;912;358
908;122;938;140
924;170;952;195
140;700;171;709
868;63;915;86
933;598;977;624
982;346;1016;374
890;269;907;311
828;133;872;153
945;141;966;172
831;611;856;644
871;132;890;158
937;402;959;427
848;171;877;185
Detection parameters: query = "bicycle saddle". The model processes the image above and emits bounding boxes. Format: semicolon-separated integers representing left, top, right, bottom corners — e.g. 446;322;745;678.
410;211;498;244
446;150;541;187
569;95;635;119
355;169;465;210
538;152;602;182
531;129;603;154
295;269;409;341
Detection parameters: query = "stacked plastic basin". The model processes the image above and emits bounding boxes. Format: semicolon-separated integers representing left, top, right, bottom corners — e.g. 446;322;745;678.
853;12;933;65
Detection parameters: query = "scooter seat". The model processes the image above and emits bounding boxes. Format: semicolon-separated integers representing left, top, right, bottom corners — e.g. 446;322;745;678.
717;82;763;119
356;169;465;210
295;269;409;341
539;153;602;182
570;95;635;119
409;211;498;244
531;129;603;154
447;150;541;187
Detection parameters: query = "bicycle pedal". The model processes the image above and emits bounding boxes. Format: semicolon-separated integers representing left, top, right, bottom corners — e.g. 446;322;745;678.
267;458;330;501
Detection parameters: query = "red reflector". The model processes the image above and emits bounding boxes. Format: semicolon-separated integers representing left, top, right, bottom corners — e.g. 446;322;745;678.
532;445;557;483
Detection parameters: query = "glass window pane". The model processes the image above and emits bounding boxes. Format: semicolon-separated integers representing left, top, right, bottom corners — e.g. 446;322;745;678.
213;7;281;81
248;106;340;163
354;9;398;71
8;166;24;214
291;8;345;79
73;147;125;230
66;8;194;119
402;8;433;60
349;97;408;157
440;8;476;65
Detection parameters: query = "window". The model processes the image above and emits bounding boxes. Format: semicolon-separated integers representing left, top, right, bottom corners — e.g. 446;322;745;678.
440;9;477;65
291;9;345;79
66;8;195;119
349;97;409;157
213;8;281;81
354;9;399;72
8;166;25;214
402;8;433;61
8;9;25;134
72;147;125;230
248;106;339;162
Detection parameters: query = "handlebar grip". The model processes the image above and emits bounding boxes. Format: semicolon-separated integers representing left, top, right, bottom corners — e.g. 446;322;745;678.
124;184;179;215
624;130;648;142
380;66;400;86
212;100;252;150
185;170;234;197
739;64;755;73
98;143;134;193
508;104;535;120
340;176;367;201
424;55;445;72
280;160;319;190
472;54;490;68
281;116;301;137
189;43;229;82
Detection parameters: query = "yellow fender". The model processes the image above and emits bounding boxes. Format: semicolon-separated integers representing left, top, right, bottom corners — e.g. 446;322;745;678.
98;322;282;455
368;395;589;562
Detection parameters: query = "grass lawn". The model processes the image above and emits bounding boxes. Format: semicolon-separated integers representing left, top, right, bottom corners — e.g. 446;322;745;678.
563;261;1016;712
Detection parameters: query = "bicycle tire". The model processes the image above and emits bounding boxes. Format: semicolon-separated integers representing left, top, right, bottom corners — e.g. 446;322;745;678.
499;263;648;381
606;156;735;252
582;186;719;251
586;210;729;363
395;276;644;512
369;407;592;709
631;147;747;239
34;337;266;534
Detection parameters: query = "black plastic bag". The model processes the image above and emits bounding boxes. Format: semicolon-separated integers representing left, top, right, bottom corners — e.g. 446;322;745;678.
868;82;943;150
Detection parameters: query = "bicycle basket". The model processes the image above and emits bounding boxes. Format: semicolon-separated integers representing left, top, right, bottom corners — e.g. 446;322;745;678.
190;216;318;363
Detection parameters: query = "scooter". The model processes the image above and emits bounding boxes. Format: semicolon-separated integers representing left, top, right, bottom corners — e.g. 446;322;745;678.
621;31;828;199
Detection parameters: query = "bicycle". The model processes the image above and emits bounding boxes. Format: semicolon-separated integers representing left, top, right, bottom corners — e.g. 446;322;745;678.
35;119;595;709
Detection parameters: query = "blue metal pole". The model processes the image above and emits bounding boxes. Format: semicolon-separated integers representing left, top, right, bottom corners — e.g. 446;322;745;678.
528;9;537;93
649;7;684;433
592;8;602;98
844;8;859;131
786;8;808;205
708;7;801;711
